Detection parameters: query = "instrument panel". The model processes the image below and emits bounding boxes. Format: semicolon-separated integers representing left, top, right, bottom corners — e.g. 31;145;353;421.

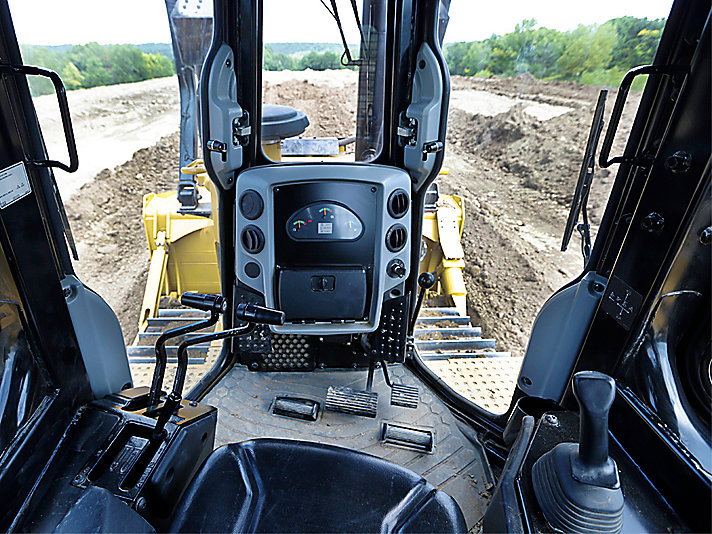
235;163;412;334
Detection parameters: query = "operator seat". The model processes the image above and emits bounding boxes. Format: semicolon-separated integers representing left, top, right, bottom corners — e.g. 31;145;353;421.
170;438;467;533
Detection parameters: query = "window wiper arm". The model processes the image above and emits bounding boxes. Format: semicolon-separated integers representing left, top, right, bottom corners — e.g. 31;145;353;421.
561;89;608;266
318;0;367;67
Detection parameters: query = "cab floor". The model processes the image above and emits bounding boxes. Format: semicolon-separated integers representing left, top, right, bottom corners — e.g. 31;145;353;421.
202;362;494;530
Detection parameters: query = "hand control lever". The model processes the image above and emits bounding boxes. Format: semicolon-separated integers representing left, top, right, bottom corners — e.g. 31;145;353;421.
151;295;285;440
147;292;225;408
532;371;624;534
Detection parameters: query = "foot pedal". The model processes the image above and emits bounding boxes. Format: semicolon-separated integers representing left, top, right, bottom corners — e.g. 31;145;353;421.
325;386;378;418
390;384;419;409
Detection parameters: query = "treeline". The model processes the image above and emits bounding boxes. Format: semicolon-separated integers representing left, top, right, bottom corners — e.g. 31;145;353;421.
446;16;665;88
264;46;354;71
21;43;174;96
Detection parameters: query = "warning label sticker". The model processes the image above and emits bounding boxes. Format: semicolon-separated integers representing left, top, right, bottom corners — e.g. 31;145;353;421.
0;162;31;209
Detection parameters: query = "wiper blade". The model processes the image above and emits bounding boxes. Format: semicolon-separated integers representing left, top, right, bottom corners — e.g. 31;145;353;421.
561;89;608;265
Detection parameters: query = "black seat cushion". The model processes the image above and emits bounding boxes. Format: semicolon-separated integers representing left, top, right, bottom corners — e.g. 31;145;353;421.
170;438;466;533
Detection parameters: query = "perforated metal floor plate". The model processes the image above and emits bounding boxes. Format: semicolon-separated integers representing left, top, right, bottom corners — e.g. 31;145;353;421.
202;363;494;530
425;356;523;414
129;343;222;393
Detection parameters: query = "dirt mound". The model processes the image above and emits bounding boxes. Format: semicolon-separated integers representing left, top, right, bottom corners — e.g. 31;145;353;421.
441;76;641;357
67;133;179;344
449;104;594;213
263;79;357;138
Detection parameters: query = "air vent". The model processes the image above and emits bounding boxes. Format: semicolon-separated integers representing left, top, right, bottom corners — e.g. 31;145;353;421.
241;226;265;254
388;189;409;218
386;224;407;252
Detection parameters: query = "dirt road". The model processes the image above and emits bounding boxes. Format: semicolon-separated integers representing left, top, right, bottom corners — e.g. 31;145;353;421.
58;71;639;354
33;76;180;200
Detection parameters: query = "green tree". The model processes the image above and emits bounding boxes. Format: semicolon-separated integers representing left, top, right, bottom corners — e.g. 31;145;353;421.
263;46;294;70
67;43;112;87
143;52;174;78
61;62;84;89
298;51;343;71
557;23;616;80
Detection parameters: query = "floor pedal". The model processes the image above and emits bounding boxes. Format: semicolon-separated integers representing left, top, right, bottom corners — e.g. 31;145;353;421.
325;386;378;418
390;384;419;409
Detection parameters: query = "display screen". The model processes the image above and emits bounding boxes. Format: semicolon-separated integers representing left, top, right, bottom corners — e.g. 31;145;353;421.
286;202;363;241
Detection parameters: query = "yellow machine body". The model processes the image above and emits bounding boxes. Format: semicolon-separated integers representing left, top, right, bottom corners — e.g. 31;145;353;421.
136;160;220;340
419;172;467;316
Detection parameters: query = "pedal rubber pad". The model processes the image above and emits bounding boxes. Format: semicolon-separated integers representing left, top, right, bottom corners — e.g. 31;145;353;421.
390;384;419;409
325;386;378;418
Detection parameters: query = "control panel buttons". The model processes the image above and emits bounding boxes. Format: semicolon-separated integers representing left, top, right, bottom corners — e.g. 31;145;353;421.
387;259;406;278
240;190;264;220
245;262;261;278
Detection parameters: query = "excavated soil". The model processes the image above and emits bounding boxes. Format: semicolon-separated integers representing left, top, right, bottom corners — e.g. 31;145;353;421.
61;72;640;354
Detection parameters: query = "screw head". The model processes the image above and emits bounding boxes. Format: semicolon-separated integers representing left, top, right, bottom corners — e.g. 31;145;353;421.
700;226;712;245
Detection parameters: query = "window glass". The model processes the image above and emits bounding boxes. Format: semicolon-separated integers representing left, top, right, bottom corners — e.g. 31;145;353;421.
261;0;387;162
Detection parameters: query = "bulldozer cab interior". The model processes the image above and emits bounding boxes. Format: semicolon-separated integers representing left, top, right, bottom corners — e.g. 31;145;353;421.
0;0;710;532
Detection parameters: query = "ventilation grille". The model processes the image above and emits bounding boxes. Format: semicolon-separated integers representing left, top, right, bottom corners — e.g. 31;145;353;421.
241;226;265;254
386;224;408;252
261;334;314;371
388;189;409;218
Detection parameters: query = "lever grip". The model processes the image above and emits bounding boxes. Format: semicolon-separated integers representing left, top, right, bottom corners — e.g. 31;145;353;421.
573;371;616;469
181;292;227;314
418;272;436;289
236;302;285;325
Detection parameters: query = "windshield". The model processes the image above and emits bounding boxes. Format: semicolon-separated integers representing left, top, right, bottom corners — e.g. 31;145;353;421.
261;0;387;162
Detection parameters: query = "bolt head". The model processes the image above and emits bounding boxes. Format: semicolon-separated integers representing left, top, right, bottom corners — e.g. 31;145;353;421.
543;414;559;426
700;226;712;245
641;212;665;233
664;150;692;174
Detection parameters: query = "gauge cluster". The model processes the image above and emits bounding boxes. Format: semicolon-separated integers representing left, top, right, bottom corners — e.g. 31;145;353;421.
286;203;363;241
234;164;412;334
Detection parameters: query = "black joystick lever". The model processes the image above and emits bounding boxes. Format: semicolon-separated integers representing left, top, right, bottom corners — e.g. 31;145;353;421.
532;371;624;534
151;294;284;440
408;272;436;335
573;371;618;485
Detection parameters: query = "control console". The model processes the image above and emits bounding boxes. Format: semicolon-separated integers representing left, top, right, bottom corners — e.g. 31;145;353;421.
235;164;411;334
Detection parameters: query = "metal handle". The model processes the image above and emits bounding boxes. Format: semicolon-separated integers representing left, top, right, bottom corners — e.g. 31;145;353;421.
599;64;686;169
0;64;79;173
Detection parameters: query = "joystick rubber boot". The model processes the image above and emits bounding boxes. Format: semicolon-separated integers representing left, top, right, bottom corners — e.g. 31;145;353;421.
532;371;624;533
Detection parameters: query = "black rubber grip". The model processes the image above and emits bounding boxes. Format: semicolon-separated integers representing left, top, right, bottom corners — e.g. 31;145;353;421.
181;292;227;314
235;302;285;325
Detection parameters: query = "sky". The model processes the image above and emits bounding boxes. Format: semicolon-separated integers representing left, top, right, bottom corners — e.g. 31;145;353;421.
8;0;674;47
